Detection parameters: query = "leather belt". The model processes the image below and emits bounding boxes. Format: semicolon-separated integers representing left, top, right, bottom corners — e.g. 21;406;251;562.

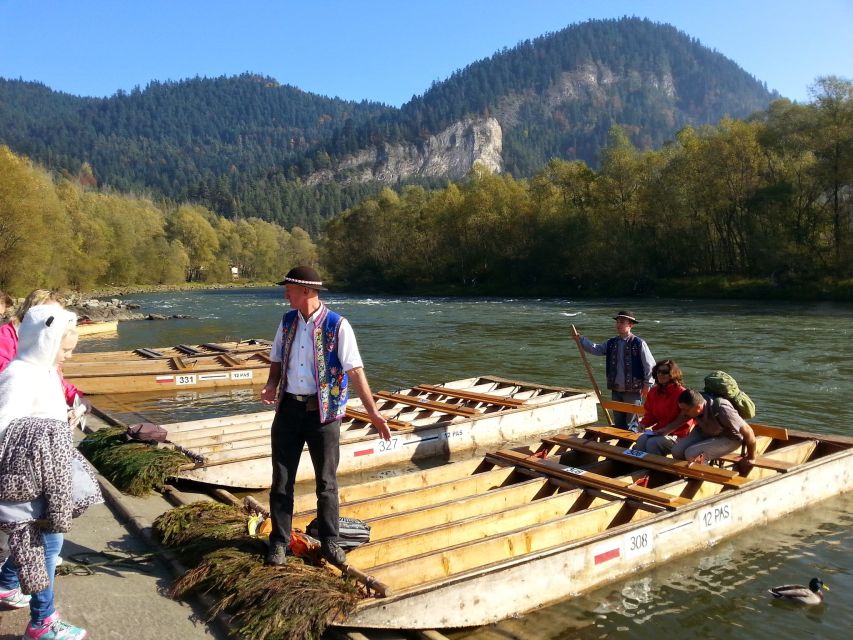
283;392;316;403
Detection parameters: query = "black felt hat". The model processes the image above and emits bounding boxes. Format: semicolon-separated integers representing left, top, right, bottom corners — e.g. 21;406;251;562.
275;266;327;291
613;310;638;324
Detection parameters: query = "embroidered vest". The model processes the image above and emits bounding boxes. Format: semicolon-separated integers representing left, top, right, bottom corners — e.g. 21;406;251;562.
279;305;348;423
605;335;645;392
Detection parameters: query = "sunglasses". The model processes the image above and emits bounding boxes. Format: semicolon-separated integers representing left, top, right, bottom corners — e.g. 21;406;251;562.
657;368;671;375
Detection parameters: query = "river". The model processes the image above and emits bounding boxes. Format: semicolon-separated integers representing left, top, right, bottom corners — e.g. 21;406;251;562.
77;289;853;638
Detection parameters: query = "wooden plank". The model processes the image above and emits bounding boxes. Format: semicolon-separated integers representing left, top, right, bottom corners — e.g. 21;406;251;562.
375;391;479;417
414;384;526;408
294;458;488;513
600;399;646;415
362;479;558;542
293;466;520;528
545;434;747;488
487;449;691;510
347;487;590;566
748;422;789;441
367;500;635;590
583;425;641;442
346;407;411;431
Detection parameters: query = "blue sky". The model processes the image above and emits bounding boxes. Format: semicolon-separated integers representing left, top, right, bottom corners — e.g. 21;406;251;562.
1;1;850;105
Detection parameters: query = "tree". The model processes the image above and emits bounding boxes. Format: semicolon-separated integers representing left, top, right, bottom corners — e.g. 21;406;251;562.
166;204;220;281
809;76;853;274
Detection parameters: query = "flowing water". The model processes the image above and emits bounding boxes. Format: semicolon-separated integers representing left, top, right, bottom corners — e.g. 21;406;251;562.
77;289;853;638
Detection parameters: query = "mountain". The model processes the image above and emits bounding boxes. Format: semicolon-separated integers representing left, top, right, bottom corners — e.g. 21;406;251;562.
0;18;778;232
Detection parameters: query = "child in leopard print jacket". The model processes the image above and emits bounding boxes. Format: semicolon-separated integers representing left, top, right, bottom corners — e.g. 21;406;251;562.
0;305;99;640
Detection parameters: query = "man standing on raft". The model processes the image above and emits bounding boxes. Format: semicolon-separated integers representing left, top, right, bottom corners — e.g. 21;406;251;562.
260;266;390;566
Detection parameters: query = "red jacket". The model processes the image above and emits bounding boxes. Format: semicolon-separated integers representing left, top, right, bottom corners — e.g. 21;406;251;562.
640;382;692;437
0;322;82;406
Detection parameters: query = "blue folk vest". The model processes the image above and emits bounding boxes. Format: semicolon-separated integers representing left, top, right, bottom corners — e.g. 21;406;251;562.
279;305;348;423
605;335;646;392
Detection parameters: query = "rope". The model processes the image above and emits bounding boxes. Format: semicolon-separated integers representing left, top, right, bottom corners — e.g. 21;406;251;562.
56;543;158;576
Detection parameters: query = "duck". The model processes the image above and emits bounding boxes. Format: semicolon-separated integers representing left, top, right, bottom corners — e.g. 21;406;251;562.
769;577;829;605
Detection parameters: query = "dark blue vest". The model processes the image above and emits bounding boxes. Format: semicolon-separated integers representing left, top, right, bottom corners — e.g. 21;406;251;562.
605;336;646;392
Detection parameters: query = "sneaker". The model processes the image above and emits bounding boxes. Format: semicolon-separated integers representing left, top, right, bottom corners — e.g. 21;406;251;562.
320;539;346;565
24;612;87;640
265;541;289;566
0;587;31;610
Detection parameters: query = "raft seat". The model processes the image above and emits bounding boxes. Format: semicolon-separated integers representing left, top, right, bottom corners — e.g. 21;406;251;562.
134;347;166;359
175;344;206;356
201;342;231;352
543;434;747;488
581;425;793;473
487;448;691;510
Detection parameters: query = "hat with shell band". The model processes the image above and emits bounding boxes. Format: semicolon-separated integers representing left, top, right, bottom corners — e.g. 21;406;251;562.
275;266;328;291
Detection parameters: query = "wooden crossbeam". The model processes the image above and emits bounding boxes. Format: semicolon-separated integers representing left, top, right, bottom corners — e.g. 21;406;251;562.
718;452;795;472
487;449;691;510
171;356;189;371
414;384;526;408
345;407;411;431
545;434;747;488
375;391;479;417
218;353;242;368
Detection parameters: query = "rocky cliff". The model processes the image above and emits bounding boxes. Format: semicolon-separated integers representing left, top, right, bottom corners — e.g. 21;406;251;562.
307;116;502;186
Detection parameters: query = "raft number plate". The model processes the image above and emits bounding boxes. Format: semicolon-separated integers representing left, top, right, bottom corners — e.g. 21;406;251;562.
698;503;733;531
175;374;197;386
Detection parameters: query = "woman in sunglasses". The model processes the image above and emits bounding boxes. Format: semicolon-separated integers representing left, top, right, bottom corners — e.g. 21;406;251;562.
633;359;694;455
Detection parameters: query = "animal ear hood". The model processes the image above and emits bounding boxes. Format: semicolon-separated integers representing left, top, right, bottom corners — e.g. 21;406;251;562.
15;305;77;368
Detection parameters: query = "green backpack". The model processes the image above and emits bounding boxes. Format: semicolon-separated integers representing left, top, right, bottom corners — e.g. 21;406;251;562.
703;371;756;420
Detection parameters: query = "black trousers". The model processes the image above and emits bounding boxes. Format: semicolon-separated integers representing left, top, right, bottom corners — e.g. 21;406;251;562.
268;396;341;546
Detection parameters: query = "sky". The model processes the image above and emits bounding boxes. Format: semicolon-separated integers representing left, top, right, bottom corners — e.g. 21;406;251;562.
1;1;851;106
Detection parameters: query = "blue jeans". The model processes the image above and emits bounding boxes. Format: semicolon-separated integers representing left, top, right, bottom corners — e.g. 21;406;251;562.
610;390;642;429
0;531;63;625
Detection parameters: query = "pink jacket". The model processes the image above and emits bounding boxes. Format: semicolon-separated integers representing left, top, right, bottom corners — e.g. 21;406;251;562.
0;322;82;406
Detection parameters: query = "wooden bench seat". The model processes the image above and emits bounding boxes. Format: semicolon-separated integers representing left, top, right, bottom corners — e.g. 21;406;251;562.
544;434;746;488
375;391;479;418
580;425;791;473
487;448;691;510
414;384;526;408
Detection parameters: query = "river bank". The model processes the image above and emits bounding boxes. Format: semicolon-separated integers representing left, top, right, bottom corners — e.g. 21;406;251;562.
40;272;853;304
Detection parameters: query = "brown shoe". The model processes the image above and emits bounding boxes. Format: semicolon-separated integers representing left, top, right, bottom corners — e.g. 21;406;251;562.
320;539;346;565
265;541;289;566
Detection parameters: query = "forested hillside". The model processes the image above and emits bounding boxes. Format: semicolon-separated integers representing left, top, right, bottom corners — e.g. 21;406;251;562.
323;78;853;296
0;18;777;232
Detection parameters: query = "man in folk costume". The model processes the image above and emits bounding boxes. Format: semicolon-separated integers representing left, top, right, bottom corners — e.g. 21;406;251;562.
260;266;390;566
577;310;655;430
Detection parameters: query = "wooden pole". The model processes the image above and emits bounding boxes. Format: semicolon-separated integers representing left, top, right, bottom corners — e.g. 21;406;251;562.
571;324;614;426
